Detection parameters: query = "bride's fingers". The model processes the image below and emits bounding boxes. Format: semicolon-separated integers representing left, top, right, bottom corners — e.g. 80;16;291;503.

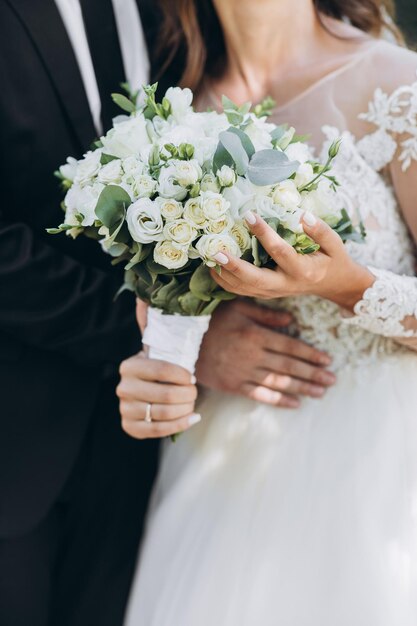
211;258;285;297
119;354;195;387
243;211;299;270
301;211;343;256
254;370;327;399
119;400;196;422
121;412;201;440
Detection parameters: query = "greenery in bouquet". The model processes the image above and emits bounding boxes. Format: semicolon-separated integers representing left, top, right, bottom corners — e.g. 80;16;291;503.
49;83;364;316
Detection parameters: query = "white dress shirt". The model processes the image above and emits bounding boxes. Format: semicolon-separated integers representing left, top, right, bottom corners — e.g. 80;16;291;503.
54;0;150;134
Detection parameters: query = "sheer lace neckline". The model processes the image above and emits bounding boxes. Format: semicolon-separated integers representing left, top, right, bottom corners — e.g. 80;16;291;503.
202;39;381;115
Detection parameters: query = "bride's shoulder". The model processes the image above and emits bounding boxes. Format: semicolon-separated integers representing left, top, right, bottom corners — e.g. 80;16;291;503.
364;40;417;94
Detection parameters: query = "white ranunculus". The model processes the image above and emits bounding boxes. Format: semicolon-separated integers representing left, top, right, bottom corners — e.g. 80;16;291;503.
294;162;314;188
155;197;183;221
183;197;205;226
200;173;221;193
64;182;104;226
101;115;151;159
285;141;313;164
217;165;236;188
154;240;189;269
97;159;123;184
171;159;202;187
200;191;230;221
231;221;252;252
280;208;304;234
126;198;164;243
196;233;242;267
272;180;302;210
59;157;78;182
301;186;342;227
165;87;193;122
249;194;277;219
131;174;157;198
157;165;188;201
203;215;234;235
163;219;198;245
74;150;102;186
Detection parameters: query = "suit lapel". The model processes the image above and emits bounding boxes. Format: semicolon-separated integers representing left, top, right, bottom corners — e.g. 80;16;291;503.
6;0;96;151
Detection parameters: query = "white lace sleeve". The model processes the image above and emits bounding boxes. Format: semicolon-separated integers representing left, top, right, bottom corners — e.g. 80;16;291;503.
344;77;417;350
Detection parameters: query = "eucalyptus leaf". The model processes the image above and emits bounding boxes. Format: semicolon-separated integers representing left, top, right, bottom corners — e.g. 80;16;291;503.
100;153;119;165
227;127;255;158
213;142;234;174
95;185;131;229
247;150;299;186
189;264;217;301
218;131;249;176
178;291;202;316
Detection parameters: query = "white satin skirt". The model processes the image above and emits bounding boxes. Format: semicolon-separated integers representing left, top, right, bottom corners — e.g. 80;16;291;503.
125;353;417;626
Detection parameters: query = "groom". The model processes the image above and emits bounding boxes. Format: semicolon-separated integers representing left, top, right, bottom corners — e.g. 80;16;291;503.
0;1;335;625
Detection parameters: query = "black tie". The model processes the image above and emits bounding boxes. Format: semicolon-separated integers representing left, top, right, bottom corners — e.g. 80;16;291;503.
80;0;126;133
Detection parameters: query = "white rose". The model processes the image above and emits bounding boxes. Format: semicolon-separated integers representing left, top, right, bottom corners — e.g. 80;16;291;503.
183;197;205;226
201;191;230;221
97;159;123;184
122;155;145;178
272;180;301;210
231;221;252;252
154;240;189;269
131;174;157;198
165;87;193;122
196;233;242;267
64;182;104;226
280;208;304;234
163;219;198;245
126;198;164;243
244;114;275;150
203;215;234;235
217;165;236;188
285;141;313;164
74;150;102;186
101;115;151;158
157;165;188;201
156;197;183;221
294;162;314;188
59;157;78;183
301;186;341;227
171;159;202;187
200;173;221;193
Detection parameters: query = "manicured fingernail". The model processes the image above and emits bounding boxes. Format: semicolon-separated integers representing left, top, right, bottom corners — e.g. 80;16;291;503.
320;371;337;385
243;210;257;225
303;211;317;226
310;386;325;398
287;399;300;409
214;252;229;265
188;413;202;427
190;375;197;385
319;354;332;366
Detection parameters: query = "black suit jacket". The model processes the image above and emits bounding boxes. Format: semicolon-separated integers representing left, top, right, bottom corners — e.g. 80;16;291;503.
0;0;180;537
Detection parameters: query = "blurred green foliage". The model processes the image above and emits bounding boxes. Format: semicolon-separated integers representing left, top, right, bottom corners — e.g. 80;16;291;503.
396;0;417;46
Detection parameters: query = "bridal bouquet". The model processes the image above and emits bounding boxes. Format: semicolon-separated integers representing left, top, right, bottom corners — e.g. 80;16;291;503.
50;84;360;375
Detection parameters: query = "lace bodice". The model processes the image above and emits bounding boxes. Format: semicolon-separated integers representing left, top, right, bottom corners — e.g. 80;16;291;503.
271;43;417;370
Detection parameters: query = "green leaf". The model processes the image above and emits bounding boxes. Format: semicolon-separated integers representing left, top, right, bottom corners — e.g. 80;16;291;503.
189;264;217;301
213;142;234;174
218;131;249;176
111;93;136;113
95;185;131;229
178;291;202;316
247;149;299;186
200;298;223;316
100;153;119;165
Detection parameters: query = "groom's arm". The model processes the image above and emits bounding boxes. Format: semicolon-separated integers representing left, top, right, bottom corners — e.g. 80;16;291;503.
0;221;139;366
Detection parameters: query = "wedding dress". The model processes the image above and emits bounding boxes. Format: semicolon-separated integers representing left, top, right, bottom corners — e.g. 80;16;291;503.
125;37;417;625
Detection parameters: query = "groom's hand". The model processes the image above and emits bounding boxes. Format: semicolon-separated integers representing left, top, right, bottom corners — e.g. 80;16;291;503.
196;300;336;408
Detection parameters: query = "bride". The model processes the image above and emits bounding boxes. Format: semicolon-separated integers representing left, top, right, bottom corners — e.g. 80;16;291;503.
123;0;417;623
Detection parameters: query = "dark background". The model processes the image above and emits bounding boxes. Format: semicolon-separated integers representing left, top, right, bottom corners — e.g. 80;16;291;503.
397;0;417;45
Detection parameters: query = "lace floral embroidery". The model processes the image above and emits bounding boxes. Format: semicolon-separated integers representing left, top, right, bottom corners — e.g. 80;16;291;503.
343;267;417;338
358;78;417;171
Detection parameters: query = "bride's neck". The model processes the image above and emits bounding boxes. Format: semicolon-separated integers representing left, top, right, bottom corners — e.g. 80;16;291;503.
213;0;322;102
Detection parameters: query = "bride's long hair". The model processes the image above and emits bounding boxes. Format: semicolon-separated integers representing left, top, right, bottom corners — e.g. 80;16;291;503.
157;0;402;92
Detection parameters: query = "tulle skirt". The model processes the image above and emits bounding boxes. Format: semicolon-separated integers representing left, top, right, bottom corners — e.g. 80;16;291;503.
125;353;417;626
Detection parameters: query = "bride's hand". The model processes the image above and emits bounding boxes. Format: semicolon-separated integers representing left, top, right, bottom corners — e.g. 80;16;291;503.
116;353;200;440
212;211;375;311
